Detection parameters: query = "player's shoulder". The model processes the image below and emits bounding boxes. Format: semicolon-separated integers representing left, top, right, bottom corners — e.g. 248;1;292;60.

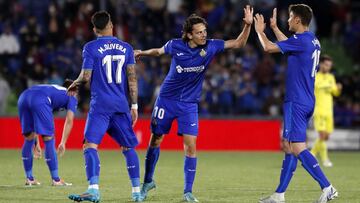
166;38;184;46
83;40;98;51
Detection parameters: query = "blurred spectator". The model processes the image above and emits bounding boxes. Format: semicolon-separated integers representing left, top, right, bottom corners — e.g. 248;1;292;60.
0;72;10;114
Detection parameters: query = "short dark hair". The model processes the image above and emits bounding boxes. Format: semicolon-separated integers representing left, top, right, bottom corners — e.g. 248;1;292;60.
91;11;111;30
182;14;208;42
320;54;333;63
289;4;313;26
62;79;74;89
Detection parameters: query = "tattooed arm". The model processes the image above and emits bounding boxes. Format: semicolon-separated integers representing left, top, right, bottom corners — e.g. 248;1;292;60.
127;64;138;127
67;69;92;96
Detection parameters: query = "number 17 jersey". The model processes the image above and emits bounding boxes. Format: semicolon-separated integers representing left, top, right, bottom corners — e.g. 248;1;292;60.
82;36;135;113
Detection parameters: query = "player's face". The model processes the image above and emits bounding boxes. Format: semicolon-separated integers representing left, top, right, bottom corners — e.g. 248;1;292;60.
320;60;333;72
288;12;300;32
188;23;207;46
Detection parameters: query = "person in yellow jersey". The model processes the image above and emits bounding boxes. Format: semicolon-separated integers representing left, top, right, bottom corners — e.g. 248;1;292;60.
311;54;342;167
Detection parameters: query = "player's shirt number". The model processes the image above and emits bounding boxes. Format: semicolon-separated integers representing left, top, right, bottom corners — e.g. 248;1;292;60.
153;106;165;119
311;50;320;78
102;55;125;84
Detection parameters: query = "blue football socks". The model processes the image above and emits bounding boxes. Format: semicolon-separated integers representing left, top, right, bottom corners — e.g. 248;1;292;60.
22;139;35;180
184;156;197;193
122;148;140;188
144;147;160;183
276;153;297;193
298;150;330;189
44;138;60;182
84;148;100;185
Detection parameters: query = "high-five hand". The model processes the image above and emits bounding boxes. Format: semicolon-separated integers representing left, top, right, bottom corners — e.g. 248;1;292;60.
243;5;254;25
254;13;266;33
270;8;278;29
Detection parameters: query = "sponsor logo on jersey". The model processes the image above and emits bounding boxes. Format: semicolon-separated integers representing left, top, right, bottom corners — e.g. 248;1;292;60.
176;65;205;73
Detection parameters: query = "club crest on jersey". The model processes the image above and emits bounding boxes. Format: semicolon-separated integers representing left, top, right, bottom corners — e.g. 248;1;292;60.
200;49;206;57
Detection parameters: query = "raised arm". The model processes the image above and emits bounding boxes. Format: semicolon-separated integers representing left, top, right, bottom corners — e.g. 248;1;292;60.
67;69;92;96
134;47;165;58
254;14;281;53
57;110;74;157
224;5;253;49
127;64;138;127
270;8;288;41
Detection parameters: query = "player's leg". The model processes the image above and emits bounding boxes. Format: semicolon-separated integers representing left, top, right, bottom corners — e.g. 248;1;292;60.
31;99;68;185
178;109;199;202
108;112;143;201
43;136;60;182
144;133;164;184
311;114;324;157
321;115;334;167
22;133;40;186
142;97;174;198
291;103;337;202
18;93;39;185
182;135;199;203
68;112;108;202
260;102;297;203
42;135;72;186
292;142;337;202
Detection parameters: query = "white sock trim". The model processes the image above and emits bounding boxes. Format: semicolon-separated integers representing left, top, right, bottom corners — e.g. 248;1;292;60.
88;184;99;190
132;186;140;193
272;192;285;200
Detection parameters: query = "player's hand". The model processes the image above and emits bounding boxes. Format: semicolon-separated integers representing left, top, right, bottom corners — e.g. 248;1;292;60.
254;14;266;33
67;82;78;96
130;108;138;128
134;50;142;60
270;8;278;29
243;5;254;25
57;143;66;157
336;83;343;91
33;144;42;159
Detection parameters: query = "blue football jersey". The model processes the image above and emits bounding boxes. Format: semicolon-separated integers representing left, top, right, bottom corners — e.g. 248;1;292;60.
160;39;225;102
276;31;321;107
82;36;135;113
28;85;77;112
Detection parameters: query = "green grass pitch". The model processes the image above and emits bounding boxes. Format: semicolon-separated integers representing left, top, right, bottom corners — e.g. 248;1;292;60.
0;150;359;203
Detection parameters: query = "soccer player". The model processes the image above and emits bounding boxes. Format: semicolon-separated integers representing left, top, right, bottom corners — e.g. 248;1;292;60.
254;5;338;203
67;11;143;202
134;5;253;202
18;80;77;186
311;55;342;167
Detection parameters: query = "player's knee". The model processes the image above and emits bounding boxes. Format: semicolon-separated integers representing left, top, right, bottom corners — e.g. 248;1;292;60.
24;132;36;140
184;143;196;156
281;141;292;154
42;136;53;141
149;133;163;147
83;141;98;150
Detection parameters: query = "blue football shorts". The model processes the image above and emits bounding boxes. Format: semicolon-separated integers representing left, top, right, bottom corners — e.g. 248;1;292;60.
18;90;54;136
283;101;314;142
84;110;138;148
150;96;198;136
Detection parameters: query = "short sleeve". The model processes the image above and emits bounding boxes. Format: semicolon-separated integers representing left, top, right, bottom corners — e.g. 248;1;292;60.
82;44;94;70
67;96;77;113
164;40;173;55
127;46;135;65
208;39;225;54
276;35;304;54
